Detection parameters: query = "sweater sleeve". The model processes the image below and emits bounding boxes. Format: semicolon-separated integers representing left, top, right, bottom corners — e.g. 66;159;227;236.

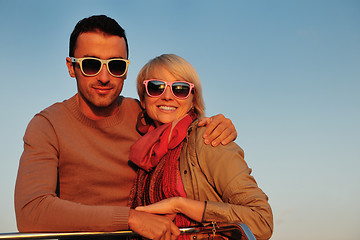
194;127;273;240
14;114;130;232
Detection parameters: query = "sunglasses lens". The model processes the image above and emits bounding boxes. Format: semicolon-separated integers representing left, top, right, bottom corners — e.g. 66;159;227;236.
108;59;127;77
82;58;101;76
172;82;191;98
147;81;166;97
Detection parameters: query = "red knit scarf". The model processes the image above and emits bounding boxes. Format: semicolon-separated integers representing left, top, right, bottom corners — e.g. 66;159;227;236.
128;110;197;236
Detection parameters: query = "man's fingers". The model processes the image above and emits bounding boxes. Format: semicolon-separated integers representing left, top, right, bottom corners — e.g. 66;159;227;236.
197;116;212;127
201;116;220;143
128;210;180;240
165;223;171;240
209;128;229;147
160;221;179;240
170;221;181;239
204;117;237;146
220;132;238;145
203;115;227;144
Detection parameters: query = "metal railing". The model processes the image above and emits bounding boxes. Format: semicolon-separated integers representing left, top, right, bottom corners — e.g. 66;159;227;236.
0;222;256;240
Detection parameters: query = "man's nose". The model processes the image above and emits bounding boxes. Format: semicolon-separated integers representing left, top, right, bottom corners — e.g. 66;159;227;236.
97;64;111;84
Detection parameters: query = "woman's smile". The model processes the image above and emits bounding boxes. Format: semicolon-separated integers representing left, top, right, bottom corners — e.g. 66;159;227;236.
158;105;177;111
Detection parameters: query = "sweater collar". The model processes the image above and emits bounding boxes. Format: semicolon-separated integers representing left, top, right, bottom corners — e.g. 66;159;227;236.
64;94;126;129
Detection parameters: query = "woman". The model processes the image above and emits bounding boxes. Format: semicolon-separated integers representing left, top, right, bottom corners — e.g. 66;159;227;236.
129;54;273;240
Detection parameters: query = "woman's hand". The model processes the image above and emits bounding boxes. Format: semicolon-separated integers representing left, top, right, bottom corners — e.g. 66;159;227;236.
135;197;181;215
136;197;205;223
198;114;237;146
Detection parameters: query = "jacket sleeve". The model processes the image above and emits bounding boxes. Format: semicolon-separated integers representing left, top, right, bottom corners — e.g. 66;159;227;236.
14;114;130;232
194;127;273;240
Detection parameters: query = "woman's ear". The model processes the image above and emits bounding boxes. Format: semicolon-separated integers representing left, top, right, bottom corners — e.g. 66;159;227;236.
140;99;146;109
66;57;76;78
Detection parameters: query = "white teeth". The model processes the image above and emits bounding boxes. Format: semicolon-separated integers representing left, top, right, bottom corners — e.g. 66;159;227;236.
159;105;176;110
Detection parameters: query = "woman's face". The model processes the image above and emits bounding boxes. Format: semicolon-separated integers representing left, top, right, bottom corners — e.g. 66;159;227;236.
142;68;194;127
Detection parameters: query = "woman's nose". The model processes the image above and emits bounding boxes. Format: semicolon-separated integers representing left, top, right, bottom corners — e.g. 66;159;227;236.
162;86;173;99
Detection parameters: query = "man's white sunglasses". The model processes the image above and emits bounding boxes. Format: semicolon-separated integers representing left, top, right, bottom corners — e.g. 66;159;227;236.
71;57;130;77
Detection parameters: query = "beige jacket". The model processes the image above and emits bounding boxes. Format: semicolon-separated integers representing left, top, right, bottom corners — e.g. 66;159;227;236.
179;121;273;240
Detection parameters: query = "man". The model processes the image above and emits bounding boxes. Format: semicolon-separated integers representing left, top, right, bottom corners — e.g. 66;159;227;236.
15;15;237;240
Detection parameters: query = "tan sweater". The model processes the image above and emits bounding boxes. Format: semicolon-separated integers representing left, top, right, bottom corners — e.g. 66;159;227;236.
15;95;142;232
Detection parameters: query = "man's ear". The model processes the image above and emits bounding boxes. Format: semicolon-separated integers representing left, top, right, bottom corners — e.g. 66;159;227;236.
123;72;127;80
66;57;76;78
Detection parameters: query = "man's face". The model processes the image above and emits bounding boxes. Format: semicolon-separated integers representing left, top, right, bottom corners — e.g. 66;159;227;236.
66;31;128;115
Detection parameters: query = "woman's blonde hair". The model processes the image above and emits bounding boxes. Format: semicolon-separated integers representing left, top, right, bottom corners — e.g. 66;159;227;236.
136;54;205;117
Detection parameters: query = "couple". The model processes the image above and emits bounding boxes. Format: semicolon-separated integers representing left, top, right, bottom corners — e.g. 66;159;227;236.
14;15;272;240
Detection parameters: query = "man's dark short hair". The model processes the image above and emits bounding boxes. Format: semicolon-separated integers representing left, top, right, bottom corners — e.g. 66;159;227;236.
69;15;129;58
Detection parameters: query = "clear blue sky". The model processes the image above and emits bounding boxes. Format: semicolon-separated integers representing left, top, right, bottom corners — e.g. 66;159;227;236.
0;1;359;239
